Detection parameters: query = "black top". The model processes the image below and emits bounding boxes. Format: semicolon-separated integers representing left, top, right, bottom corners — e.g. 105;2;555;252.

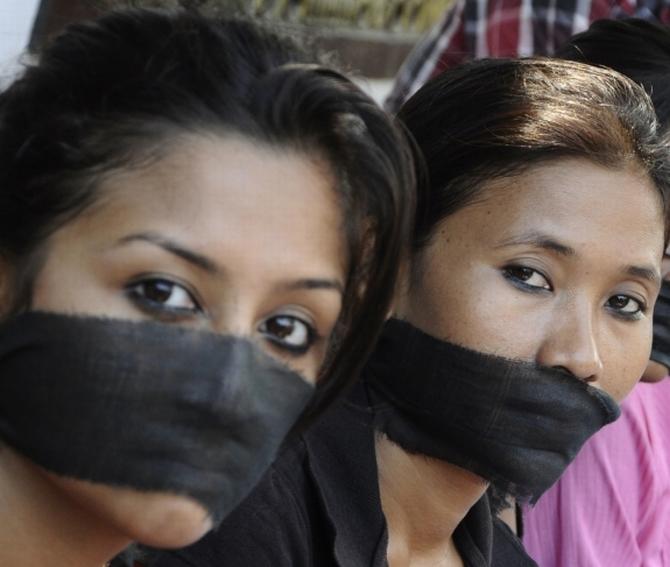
151;386;537;567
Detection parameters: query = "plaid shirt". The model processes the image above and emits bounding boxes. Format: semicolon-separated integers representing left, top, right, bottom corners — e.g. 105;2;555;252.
386;0;670;111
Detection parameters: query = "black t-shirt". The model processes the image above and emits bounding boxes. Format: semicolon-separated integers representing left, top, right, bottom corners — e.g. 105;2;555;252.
151;387;537;567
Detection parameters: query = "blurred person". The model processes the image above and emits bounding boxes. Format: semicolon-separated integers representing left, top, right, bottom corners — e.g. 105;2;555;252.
0;8;416;567
385;0;670;112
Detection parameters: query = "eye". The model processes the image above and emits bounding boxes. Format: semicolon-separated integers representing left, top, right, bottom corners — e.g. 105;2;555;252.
126;278;200;316
502;265;552;292
258;315;315;355
606;294;645;319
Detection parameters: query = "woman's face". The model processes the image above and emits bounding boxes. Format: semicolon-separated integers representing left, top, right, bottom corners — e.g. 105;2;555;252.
6;134;347;546
32;134;346;380
398;157;665;402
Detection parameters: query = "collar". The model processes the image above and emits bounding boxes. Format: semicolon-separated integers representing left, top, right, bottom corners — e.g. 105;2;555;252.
457;496;494;565
303;383;387;566
302;383;496;566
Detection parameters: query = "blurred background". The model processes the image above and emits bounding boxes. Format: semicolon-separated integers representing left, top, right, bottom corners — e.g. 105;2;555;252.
0;0;454;101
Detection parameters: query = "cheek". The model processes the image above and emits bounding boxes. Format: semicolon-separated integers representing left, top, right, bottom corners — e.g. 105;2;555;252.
30;235;110;316
29;234;149;320
31;256;140;320
303;341;329;383
261;338;329;386
409;265;544;359
32;259;96;313
600;328;652;401
46;473;213;547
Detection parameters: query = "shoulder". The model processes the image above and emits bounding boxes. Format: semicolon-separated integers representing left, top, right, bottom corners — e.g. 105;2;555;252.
522;381;670;566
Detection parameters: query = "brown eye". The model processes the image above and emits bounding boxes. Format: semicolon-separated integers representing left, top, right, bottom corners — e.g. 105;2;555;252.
259;315;314;354
126;278;199;313
143;280;174;303
511;267;534;281
502;265;552;291
607;294;642;315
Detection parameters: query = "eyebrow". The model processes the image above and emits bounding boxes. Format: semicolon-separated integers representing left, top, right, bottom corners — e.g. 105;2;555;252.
495;231;576;257
117;232;220;274
116;231;344;293
496;230;661;285
280;278;344;294
625;265;661;285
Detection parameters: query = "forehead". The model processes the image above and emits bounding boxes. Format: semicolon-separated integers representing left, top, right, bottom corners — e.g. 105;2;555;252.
468;157;665;263
72;134;347;278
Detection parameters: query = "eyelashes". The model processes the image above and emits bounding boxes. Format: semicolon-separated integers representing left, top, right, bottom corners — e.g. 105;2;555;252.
501;264;647;320
126;278;200;317
258;315;315;355
125;276;319;354
502;265;552;292
605;294;646;320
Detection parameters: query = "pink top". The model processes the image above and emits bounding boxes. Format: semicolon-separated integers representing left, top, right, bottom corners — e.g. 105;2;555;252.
523;380;670;566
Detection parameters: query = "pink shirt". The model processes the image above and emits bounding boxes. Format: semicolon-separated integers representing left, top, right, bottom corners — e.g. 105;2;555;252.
523;380;670;566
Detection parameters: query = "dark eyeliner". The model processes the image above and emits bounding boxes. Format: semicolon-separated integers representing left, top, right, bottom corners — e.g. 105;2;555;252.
606;295;646;321
264;334;313;356
501;265;552;294
609;309;644;322
124;276;202;319
261;318;318;357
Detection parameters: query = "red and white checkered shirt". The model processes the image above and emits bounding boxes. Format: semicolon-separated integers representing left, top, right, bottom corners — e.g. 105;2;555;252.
386;0;670;111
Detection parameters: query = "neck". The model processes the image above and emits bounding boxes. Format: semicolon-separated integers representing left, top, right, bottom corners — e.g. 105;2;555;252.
0;445;130;567
375;433;487;567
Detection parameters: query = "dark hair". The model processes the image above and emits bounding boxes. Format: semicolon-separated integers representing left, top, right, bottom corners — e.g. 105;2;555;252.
397;57;670;252
558;19;670;129
0;9;415;419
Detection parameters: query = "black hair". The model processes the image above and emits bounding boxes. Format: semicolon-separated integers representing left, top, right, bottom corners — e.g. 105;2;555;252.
0;9;415;419
397;57;670;253
558;18;670;128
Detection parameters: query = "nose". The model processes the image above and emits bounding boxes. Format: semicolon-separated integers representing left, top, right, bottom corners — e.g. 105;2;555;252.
536;301;604;384
211;297;252;337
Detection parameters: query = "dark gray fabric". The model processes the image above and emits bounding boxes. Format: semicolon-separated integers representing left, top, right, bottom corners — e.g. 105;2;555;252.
651;280;670;368
150;384;537;566
366;318;621;506
0;312;313;525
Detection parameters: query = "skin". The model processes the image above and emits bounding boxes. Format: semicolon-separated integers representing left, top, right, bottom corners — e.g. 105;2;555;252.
380;158;665;567
0;134;347;566
642;360;668;382
640;252;670;382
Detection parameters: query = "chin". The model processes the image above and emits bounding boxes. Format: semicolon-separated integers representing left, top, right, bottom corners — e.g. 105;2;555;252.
46;473;214;549
126;495;214;548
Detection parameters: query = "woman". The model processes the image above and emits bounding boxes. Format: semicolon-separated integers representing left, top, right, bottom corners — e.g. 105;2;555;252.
155;57;670;566
521;18;670;566
0;8;415;567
